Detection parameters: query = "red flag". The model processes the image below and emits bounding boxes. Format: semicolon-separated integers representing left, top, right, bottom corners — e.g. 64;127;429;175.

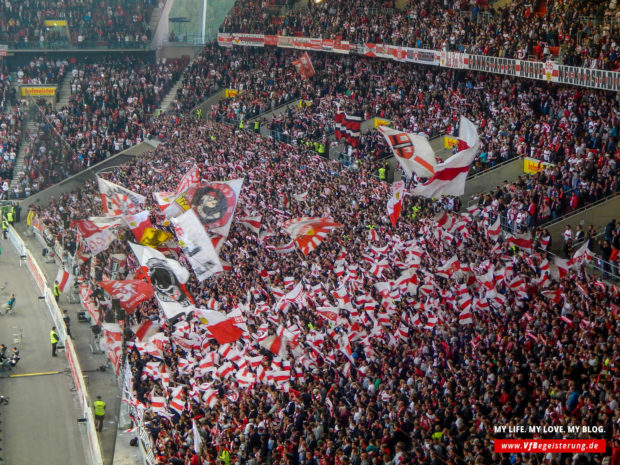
194;309;243;344
292;52;315;80
99;280;155;313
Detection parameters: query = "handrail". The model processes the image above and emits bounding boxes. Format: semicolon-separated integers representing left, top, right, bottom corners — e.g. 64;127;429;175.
538;191;620;229
467;155;519;181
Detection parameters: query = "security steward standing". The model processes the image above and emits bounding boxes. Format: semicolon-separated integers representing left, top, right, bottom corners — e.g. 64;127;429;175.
50;326;59;356
93;396;106;432
53;280;61;303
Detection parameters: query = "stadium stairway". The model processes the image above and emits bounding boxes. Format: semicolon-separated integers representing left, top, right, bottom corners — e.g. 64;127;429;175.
158;75;186;114
148;3;164;39
55;73;72;109
9;120;37;193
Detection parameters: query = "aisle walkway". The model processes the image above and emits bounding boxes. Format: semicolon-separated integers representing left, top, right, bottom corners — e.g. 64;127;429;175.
0;236;87;464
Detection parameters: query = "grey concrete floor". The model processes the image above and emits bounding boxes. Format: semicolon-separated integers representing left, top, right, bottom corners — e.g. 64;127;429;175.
0;234;88;465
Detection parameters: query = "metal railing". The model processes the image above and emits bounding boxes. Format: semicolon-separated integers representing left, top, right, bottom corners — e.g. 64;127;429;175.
538;191;620;229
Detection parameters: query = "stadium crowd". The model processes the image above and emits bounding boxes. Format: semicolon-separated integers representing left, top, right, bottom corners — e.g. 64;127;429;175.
0;72;24;199
29;114;620;465
220;0;620;70
0;0;154;48
13;56;68;84
11;56;187;197
170;47;620;221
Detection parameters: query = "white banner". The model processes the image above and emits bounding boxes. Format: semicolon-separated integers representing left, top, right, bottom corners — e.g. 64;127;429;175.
172;209;223;281
128;243;193;319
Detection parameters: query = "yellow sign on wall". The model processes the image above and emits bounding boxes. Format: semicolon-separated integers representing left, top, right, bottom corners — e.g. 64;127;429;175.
21;86;57;96
224;89;240;98
44;20;67;27
523;156;554;174
444;136;458;148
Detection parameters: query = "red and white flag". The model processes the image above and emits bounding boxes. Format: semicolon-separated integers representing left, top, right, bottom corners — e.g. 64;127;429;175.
316;307;339;323
292;52;315;80
413;116;479;198
436;255;460;279
194;308;243;344
259;335;287;358
282;217;343;255
70;219;116;256
55;268;74;293
569;241;593;267
459;309;473;325
387;181;405;227
124;210;153;242
487;217;501;242
507;232;533;250
334;112;362;147
238;216;262;234
99;280;155;313
378;126;436;178
97;177;146;216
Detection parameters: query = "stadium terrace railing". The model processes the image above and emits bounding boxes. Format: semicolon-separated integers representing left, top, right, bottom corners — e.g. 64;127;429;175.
217;33;620;92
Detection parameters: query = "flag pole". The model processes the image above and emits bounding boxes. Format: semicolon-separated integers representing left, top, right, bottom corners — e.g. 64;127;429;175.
201;0;207;44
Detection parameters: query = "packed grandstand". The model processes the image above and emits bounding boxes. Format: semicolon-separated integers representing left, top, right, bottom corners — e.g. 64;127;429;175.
1;0;620;464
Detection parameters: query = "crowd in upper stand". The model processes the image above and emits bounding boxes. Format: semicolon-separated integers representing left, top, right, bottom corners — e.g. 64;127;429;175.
220;0;620;70
0;0;154;48
0;69;23;200
168;47;620;220
10;56;187;198
30;114;620;465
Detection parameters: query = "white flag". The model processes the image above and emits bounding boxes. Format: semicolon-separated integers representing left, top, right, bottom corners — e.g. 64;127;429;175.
378;126;436;178
97;177;146;216
172;209;223;281
128;243;193;319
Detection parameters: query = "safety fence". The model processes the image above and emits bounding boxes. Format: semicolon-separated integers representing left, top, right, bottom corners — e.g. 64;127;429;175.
217;33;620;92
7;225;104;465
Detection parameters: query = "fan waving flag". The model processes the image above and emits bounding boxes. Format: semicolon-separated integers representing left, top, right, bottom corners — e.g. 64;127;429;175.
413;116;479;198
387;181;405;227
97;177;146;216
128;242;194;319
172;208;223;281
292;52;315;80
55;268;74;293
378;126;436;178
282;217;343;255
99;280;155;313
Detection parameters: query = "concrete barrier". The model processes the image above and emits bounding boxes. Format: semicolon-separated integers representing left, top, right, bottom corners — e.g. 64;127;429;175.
17;140;156;208
461;158;523;202
545;195;620;254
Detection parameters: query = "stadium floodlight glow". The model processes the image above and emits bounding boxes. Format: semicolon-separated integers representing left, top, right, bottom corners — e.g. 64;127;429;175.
313;0;324;3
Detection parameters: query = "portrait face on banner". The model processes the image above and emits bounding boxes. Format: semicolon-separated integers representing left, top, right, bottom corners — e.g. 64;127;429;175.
191;184;236;229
